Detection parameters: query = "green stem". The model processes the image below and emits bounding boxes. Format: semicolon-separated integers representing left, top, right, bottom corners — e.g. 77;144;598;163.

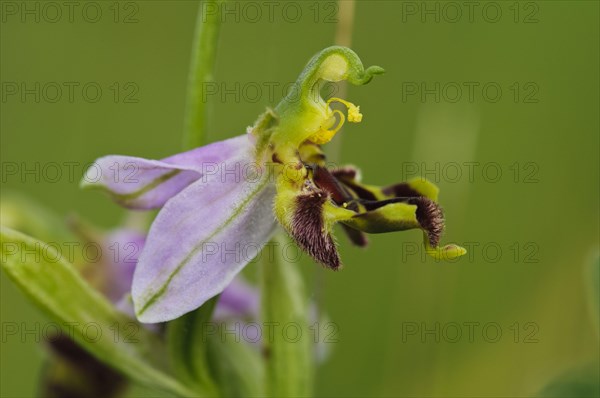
167;1;224;395
260;234;313;397
166;297;220;397
182;0;225;150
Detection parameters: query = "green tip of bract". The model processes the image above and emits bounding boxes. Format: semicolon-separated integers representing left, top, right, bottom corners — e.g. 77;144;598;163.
364;65;386;79
348;65;385;86
425;243;467;260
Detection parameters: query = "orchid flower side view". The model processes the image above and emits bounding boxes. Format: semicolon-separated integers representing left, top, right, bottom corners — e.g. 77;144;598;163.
83;46;467;323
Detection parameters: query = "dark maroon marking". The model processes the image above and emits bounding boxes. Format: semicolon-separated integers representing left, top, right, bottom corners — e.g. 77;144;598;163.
271;153;283;164
382;182;422;198
345;201;360;212
312;166;354;205
262;346;271;360
329;166;379;200
331;166;358;181
357;197;410;211
292;191;341;270
356;197;444;247
341;224;368;247
340;179;378;201
44;334;126;398
409;197;444;247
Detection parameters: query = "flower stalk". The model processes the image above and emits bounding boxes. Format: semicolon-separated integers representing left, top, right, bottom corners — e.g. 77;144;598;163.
166;297;221;396
169;1;227;395
261;234;313;397
182;0;225;150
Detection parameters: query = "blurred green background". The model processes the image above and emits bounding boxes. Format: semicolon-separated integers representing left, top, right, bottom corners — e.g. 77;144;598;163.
1;1;599;397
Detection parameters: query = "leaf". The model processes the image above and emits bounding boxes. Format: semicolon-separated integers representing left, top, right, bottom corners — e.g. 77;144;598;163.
207;334;265;397
0;227;198;397
166;297;220;396
260;234;313;397
0;191;74;243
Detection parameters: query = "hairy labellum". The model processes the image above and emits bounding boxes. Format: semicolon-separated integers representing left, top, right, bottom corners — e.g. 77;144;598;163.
291;189;341;270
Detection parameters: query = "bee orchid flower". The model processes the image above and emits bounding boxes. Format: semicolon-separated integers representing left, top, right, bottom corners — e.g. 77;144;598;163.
83;46;466;323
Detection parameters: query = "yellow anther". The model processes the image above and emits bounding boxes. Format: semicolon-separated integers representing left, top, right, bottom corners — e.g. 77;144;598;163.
327;98;363;123
309;109;345;145
347;105;362;122
307;97;362;145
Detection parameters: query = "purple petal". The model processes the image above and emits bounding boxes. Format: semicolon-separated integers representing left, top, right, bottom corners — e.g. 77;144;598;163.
213;277;260;320
103;229;146;303
132;163;276;323
81;135;252;209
